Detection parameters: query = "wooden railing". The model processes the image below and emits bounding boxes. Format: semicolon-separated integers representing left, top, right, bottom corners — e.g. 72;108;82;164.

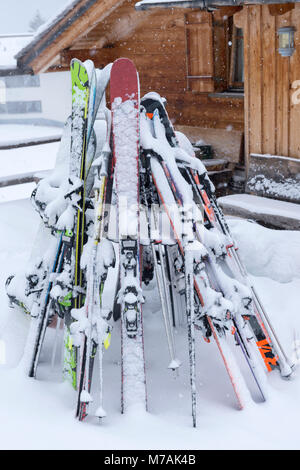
0;135;60;188
0;134;61;151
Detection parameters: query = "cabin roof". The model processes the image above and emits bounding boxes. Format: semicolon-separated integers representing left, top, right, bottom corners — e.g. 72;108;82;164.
15;0;300;74
15;1;86;64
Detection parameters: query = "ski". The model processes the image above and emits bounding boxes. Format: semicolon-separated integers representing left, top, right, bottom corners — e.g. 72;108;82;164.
140;107;253;415
141;93;292;378
61;59;95;389
76;109;115;421
140;153;180;371
64;63;113;389
110;58;147;413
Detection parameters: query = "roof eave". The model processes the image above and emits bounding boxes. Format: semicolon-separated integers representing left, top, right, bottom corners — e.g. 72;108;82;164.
135;0;300;11
15;0;98;71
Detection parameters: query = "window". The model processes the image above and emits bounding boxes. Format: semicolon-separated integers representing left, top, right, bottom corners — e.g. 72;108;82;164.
0;101;42;114
184;12;244;94
4;75;40;88
228;20;244;89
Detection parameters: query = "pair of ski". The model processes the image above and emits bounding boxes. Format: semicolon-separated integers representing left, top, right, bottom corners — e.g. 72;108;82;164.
24;57;146;421
75;58;147;420
25;59;108;384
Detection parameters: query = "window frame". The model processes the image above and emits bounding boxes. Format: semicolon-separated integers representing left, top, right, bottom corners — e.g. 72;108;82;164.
228;23;244;90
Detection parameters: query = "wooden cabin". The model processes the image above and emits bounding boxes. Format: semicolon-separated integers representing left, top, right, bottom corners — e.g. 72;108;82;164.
15;0;245;164
15;0;300;176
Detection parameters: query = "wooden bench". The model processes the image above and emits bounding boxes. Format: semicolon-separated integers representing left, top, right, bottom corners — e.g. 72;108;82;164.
218;153;300;230
246;153;300;204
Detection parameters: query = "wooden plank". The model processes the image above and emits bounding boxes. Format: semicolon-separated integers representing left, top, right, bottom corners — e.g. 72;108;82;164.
282;55;290;156
262;5;276;155
128;53;185;69
234;6;250;171
275;11;291;156
61;48;114;67
248;6;263;156
112;39;186;55
63;48;186;73
214;6;243;21
139;76;186;93
170;95;244;128
110;28;182;44
185;12;214;93
289;4;300;158
213;17;227;92
268;3;295;17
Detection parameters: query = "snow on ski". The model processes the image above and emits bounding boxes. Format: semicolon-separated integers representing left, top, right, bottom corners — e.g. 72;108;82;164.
110;58;147;413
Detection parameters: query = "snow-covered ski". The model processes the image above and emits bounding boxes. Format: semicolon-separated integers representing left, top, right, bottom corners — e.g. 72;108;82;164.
8;56;295;429
111;58;147;413
141;92;292;378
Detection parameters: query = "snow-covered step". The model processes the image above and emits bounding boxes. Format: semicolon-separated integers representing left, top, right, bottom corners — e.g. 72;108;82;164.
218;193;300;230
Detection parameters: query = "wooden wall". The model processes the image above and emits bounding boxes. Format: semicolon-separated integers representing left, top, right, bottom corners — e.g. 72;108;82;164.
61;2;244;134
234;3;300;167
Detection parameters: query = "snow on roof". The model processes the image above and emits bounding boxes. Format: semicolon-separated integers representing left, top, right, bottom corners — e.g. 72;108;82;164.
135;0;299;9
135;0;203;9
0;34;33;69
15;0;82;61
137;0;189;3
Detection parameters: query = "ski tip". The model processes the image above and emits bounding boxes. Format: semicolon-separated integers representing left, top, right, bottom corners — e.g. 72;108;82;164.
95;407;107;419
168;359;182;370
112;57;135;68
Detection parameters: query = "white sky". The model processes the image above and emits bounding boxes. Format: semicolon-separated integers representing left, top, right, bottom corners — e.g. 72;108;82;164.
0;0;70;34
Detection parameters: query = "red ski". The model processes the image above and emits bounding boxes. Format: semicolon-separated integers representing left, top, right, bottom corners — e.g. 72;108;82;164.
110;58;147;413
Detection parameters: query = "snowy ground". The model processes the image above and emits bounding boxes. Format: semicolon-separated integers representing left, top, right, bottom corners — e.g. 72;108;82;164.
0;198;299;450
